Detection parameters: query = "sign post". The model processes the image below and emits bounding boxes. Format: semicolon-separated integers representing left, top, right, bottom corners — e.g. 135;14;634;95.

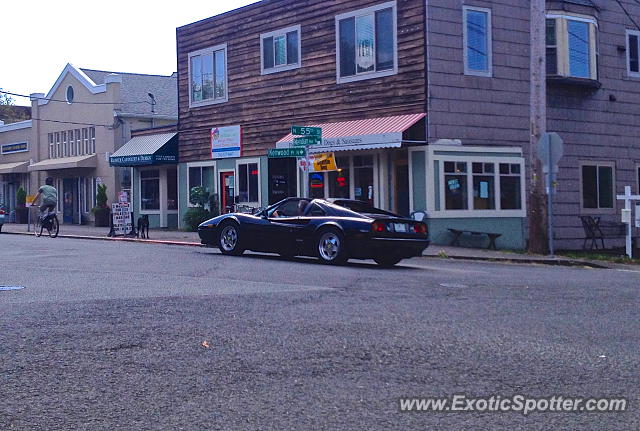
290;126;323;198
537;132;564;256
617;186;640;258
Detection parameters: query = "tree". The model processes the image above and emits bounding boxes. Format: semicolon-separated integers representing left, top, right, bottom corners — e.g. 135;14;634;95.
0;88;30;123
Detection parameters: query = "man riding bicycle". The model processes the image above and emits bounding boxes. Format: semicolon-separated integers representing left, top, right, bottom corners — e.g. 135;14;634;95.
31;177;58;215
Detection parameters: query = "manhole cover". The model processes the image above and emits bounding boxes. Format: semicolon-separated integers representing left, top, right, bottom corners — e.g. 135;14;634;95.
439;283;468;288
0;286;25;291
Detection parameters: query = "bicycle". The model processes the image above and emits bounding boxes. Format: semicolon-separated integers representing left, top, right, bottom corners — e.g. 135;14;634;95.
34;209;59;238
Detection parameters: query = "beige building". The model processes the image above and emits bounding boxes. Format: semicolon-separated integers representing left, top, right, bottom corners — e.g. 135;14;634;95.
0;120;34;215
0;63;177;224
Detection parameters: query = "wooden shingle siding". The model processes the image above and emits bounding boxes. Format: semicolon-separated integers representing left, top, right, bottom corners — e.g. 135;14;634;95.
547;0;640;246
176;0;427;162
425;0;531;149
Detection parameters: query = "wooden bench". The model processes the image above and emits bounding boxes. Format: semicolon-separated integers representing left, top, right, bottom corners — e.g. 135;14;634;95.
448;228;502;250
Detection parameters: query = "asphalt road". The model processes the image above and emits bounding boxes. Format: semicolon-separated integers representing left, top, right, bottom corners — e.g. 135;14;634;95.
0;234;638;430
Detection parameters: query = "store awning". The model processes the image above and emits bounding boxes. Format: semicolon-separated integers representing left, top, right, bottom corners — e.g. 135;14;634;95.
276;113;426;153
0;161;29;174
28;154;97;171
109;132;178;167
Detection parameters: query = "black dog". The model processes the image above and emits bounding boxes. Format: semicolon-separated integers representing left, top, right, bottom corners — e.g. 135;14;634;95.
137;215;150;239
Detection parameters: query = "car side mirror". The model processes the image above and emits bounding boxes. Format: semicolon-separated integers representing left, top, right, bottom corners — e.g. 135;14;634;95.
260;209;268;219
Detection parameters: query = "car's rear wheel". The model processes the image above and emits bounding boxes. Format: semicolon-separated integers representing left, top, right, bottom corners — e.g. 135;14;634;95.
317;229;347;265
218;222;244;256
374;255;403;268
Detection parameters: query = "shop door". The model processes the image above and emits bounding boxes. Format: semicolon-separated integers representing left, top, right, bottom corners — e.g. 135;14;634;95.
63;178;77;224
395;163;410;217
220;171;235;214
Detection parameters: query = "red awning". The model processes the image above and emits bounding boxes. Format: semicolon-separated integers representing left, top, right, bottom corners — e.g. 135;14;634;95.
276;113;426;153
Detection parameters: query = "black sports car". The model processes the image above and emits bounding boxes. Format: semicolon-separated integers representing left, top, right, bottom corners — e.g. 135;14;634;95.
198;198;430;267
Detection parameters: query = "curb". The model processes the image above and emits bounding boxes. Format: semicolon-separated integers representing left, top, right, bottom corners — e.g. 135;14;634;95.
2;229;611;269
426;254;611;269
2;230;204;248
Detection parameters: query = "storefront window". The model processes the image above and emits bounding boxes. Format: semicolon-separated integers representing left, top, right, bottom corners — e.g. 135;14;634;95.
445;161;468;210
329;157;350;198
472;162;495;210
238;162;259;203
500;163;522;210
353;155;374;204
167;168;178;210
141;170;160;211
188;165;215;203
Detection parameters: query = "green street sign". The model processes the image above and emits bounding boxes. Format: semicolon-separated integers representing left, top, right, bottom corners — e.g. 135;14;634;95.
268;148;306;158
293;137;321;147
291;126;322;137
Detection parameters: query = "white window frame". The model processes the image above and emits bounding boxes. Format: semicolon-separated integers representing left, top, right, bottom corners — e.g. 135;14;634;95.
335;1;398;84
579;161;616;214
82;128;88;155
412;146;527;218
260;25;302;75
48;133;54;159
90;127;96;154
546;12;598;80
188;44;229;108
139;167;161;214
186;161;217;208
463;6;493;77
235;158;262;207
626;29;640;78
636;163;640;194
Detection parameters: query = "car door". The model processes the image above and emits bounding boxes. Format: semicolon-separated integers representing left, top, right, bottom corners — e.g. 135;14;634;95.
252;199;301;253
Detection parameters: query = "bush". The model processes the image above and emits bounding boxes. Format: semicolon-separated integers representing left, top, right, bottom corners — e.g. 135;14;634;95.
183;207;212;232
95;184;108;209
16;187;26;207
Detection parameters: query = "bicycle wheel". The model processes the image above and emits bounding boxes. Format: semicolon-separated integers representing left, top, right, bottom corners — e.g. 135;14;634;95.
35;218;44;237
49;216;59;238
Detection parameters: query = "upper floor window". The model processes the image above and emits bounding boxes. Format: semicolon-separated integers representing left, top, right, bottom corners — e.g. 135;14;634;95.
627;30;640;77
189;44;228;107
261;25;301;75
336;1;397;84
463;6;492;77
546;14;598;81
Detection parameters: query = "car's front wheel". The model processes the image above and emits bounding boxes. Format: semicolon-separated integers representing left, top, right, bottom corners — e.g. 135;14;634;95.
374;255;403;267
317;229;347;265
218;222;244;256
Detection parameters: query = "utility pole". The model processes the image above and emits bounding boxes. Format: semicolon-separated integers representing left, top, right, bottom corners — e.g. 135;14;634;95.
528;0;549;254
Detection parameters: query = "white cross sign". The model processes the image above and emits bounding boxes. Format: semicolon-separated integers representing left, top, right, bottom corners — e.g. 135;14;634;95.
616;186;640;258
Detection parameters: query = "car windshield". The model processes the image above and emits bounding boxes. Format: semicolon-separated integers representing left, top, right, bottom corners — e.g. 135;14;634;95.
267;199;310;218
333;200;396;216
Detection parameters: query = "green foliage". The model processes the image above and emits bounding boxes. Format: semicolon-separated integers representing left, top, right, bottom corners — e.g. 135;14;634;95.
95;184;108;208
183;207;212;232
16;187;27;207
189;186;209;207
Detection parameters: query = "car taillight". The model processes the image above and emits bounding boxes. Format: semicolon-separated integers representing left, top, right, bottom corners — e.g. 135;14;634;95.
0;210;5;215
413;223;427;235
371;221;387;233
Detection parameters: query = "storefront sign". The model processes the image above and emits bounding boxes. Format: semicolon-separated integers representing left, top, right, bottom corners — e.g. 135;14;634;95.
1;142;28;155
110;154;177;166
268;148;306;158
212;125;242;159
278;132;403;152
309;153;337;172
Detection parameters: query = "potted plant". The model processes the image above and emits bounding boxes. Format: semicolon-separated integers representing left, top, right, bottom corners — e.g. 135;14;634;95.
183;187;217;232
91;184;110;227
15;187;29;224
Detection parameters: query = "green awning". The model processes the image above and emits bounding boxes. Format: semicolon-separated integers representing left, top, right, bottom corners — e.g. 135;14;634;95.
110;132;178;167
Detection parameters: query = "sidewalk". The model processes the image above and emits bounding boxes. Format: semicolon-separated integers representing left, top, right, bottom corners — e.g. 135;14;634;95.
0;222;618;269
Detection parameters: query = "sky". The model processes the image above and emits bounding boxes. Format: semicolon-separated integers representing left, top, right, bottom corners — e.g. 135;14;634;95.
1;0;260;106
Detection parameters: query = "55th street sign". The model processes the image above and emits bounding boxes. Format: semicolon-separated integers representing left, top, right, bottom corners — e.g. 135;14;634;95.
291;126;322;137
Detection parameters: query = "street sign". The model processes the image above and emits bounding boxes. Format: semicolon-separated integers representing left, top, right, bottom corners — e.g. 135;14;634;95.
291;126;322;137
293;137;321;147
538;132;564;173
268;148;306;158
